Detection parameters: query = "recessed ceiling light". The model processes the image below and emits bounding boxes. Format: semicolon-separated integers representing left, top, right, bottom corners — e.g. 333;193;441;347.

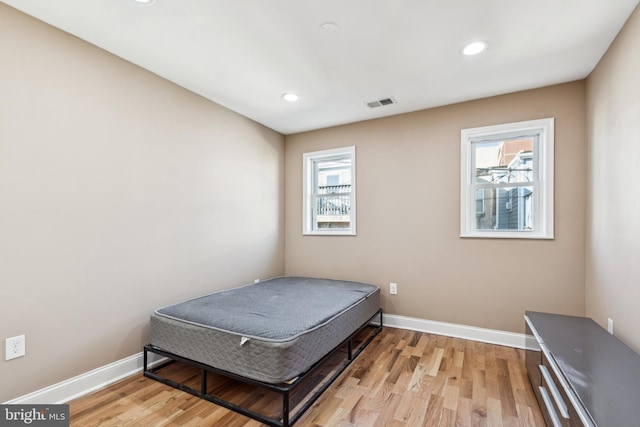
282;93;300;102
319;22;340;33
462;41;488;56
132;0;155;4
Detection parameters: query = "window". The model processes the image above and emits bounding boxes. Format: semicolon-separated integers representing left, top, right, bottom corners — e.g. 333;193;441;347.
303;146;356;235
460;118;554;239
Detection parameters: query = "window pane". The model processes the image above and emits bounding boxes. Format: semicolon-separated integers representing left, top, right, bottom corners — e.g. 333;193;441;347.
316;194;351;229
316;158;351;187
314;156;352;230
473;138;533;185
473;186;534;232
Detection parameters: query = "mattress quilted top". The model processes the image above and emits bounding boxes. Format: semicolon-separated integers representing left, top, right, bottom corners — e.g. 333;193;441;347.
154;276;379;342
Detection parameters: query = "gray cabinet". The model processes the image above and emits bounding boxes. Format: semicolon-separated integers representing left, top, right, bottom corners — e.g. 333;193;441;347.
525;311;640;427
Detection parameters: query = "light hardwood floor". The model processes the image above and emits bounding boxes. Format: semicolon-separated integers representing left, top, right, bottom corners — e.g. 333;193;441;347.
69;328;545;426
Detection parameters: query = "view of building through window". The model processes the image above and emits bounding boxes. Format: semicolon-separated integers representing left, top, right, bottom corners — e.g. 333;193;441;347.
315;157;352;229
473;138;534;231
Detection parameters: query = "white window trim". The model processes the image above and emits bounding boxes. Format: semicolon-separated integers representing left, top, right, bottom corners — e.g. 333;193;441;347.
303;146;356;236
460;118;554;239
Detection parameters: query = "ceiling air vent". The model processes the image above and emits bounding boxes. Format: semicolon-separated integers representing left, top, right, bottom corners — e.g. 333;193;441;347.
366;97;397;109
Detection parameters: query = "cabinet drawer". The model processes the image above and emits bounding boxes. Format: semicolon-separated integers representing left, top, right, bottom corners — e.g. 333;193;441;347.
539;366;568;427
541;355;584;427
538;385;565;427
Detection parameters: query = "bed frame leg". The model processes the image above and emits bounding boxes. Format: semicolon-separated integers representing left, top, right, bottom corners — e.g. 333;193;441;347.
348;340;353;360
201;369;208;395
282;391;290;427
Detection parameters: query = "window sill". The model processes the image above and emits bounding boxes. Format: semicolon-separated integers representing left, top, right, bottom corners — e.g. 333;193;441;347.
460;231;554;240
303;231;357;236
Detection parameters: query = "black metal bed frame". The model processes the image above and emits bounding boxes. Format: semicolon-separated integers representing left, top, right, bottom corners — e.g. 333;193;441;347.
143;308;383;427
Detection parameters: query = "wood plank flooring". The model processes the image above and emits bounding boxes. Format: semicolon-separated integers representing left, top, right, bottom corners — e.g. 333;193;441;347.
69;328;545;426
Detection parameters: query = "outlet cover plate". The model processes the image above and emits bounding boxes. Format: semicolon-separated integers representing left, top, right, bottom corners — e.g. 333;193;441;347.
6;335;26;360
390;282;398;295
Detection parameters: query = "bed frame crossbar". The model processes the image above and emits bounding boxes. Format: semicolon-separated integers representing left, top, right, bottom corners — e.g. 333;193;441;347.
144;308;383;427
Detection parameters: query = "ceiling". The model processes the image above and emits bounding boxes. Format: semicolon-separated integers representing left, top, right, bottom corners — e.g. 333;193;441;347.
3;0;639;135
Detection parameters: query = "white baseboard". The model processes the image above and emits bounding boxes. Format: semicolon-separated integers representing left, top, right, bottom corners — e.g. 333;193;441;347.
376;313;529;349
4;352;167;405
4;314;528;405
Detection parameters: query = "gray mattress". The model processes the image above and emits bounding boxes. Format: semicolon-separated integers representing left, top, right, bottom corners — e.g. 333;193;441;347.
150;276;381;384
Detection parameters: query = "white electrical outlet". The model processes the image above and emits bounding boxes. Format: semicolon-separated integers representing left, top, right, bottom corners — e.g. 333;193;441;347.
389;282;398;295
5;335;26;361
607;318;614;335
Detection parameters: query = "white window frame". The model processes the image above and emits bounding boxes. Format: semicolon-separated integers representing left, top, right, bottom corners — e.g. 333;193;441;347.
460;118;554;239
303;146;356;236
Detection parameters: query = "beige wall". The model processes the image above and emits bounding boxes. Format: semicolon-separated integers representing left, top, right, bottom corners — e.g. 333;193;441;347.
10;0;640;403
0;4;284;402
586;4;640;353
285;82;587;334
